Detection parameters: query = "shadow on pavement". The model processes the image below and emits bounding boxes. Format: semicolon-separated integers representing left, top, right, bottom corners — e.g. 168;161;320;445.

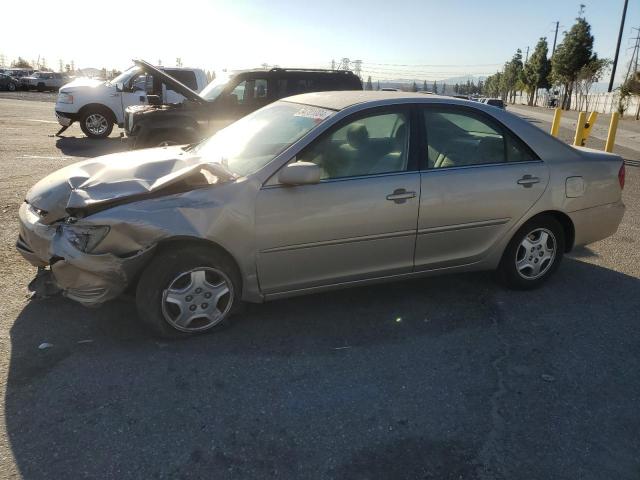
55;136;128;158
5;258;640;479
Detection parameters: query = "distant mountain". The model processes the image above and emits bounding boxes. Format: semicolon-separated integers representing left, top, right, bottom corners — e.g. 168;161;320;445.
376;75;487;93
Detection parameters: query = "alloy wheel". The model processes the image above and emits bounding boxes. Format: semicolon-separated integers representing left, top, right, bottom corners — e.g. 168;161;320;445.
515;228;557;280
161;267;233;332
85;113;109;136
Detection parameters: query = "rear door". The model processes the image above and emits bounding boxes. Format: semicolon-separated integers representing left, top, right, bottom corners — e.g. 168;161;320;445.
414;105;549;270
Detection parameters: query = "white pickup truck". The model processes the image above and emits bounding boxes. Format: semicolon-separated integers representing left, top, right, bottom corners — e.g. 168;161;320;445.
55;60;208;138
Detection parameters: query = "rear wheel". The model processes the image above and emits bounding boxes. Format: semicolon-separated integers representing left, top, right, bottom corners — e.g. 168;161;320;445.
80;108;114;139
135;246;240;338
7;82;16;92
497;215;564;289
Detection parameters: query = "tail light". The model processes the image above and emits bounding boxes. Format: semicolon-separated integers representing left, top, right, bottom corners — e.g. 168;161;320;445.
618;164;625;190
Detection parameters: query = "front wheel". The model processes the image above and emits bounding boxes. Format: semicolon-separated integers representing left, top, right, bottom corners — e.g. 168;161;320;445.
8;83;16;92
80;108;114;139
496;215;565;290
135;246;240;338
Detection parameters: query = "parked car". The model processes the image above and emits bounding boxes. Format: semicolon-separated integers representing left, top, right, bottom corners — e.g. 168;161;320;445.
17;92;625;337
20;71;69;91
55;61;208;139
2;68;36;78
482;98;506;109
124;62;363;148
380;88;400;92
0;73;19;91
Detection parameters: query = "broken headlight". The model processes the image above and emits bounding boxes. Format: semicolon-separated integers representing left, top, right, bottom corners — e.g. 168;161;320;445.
62;225;110;253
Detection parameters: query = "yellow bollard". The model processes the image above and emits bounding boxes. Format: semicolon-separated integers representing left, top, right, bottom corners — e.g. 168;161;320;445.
605;112;619;153
550;108;562;137
573;112;587;146
579;111;598;146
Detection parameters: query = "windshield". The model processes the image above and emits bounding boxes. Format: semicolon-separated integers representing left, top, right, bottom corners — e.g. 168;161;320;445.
108;66;141;85
193;101;335;177
200;74;232;101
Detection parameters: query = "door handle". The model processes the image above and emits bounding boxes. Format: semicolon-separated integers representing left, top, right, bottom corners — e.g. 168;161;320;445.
517;175;540;188
386;188;416;204
109;93;120;97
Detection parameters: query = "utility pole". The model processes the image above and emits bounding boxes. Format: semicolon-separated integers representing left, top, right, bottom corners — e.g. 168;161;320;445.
625;29;640;82
331;59;335;70
608;0;629;92
525;46;530;63
552;21;559;55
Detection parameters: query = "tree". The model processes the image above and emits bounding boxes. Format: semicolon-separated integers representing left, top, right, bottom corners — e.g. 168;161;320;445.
454;83;459;94
376;80;380;90
522;37;552;106
365;76;373;91
58;59;64;73
411;81;418;92
575;57;610;110
423;80;428;91
551;17;594;109
11;57;32;68
440;83;446;94
503;49;524;103
432;80;438;94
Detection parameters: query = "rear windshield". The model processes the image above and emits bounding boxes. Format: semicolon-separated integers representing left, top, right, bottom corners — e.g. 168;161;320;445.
487;100;504;107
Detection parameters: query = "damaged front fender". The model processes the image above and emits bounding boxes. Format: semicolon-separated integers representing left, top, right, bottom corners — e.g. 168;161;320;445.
49;229;156;305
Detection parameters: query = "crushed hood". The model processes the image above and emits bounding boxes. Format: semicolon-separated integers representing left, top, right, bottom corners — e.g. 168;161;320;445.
26;147;234;222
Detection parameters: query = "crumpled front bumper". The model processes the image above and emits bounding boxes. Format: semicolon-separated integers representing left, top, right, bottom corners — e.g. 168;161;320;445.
17;202;154;306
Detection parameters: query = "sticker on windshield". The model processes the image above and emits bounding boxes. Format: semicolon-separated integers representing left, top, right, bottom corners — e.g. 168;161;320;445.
294;106;333;122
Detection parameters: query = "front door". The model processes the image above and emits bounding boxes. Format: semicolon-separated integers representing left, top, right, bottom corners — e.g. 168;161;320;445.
414;105;549;270
256;107;420;294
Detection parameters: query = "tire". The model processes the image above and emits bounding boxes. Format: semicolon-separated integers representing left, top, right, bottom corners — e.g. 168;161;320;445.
37;82;45;92
80;107;114;139
496;215;565;290
135;245;241;338
8;83;16;92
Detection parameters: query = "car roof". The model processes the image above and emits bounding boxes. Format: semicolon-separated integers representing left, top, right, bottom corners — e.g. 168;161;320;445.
283;90;481;111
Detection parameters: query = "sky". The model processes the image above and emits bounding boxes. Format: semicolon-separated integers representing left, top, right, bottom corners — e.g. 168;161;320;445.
1;0;639;84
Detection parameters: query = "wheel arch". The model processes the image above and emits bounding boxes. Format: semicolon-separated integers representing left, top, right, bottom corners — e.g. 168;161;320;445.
153;236;244;292
527;210;575;252
78;103;117;123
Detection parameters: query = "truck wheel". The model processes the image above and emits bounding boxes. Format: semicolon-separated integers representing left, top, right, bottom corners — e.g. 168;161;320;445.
80;108;114;139
37;83;45;92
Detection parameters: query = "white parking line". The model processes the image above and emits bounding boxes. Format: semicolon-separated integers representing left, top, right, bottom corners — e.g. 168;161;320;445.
24;119;58;124
20;155;72;160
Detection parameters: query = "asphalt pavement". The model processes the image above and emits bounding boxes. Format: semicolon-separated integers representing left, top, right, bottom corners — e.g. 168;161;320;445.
0;97;639;480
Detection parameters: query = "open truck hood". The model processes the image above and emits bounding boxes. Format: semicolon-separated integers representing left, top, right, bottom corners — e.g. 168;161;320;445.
25;147;233;223
134;59;205;104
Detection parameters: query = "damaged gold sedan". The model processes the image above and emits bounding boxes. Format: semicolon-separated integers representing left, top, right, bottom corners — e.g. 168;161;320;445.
17;92;626;337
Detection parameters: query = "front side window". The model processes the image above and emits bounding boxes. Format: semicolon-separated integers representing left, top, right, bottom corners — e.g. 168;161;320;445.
230;78;269;105
298;111;409;179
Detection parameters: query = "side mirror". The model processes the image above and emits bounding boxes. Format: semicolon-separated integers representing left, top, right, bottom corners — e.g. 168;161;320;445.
115;82;124;92
278;161;321;186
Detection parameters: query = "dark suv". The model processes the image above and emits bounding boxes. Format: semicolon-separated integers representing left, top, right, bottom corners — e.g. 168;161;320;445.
125;62;362;148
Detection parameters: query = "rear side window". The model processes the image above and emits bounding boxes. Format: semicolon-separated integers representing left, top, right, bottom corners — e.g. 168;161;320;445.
165;70;198;90
423;107;535;168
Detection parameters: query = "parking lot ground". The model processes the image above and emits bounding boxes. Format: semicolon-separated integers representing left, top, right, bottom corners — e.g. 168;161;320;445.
0;97;639;479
